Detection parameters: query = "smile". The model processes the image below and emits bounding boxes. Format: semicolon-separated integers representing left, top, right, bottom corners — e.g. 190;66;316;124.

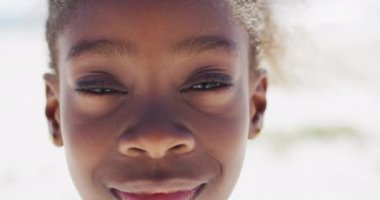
111;180;206;200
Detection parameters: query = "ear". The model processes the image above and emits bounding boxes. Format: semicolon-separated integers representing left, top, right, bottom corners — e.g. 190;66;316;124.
248;69;268;139
43;73;63;147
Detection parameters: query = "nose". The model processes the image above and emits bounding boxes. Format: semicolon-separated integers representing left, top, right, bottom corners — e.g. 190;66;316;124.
118;127;195;159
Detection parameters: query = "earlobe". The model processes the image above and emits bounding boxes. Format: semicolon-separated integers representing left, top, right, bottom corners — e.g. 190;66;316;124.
248;69;267;139
43;73;63;147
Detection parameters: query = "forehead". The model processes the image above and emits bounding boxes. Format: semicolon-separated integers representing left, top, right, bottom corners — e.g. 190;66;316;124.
58;0;249;61
68;0;234;28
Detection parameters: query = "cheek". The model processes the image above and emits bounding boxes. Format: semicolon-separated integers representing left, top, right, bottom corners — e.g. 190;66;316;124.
59;88;123;197
72;95;126;121
188;85;250;198
184;89;236;114
60;93;120;165
190;83;250;149
210;97;249;164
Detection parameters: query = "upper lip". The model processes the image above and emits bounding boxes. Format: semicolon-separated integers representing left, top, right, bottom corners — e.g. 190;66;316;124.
110;178;205;194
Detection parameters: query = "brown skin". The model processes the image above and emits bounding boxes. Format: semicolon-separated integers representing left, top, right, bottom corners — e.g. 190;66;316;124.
44;0;267;200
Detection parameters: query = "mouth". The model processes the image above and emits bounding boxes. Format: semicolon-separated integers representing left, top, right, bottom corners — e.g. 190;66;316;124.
111;182;205;200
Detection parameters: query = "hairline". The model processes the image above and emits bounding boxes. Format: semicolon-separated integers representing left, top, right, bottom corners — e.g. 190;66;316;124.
46;0;261;74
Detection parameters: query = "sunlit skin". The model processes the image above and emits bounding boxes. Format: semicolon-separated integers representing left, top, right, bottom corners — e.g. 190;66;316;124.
44;0;267;200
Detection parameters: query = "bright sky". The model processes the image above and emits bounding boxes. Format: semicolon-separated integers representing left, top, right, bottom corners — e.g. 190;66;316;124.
0;0;45;18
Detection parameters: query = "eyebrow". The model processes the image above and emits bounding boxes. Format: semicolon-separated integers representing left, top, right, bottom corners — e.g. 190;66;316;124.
172;35;238;55
66;39;137;60
66;35;238;60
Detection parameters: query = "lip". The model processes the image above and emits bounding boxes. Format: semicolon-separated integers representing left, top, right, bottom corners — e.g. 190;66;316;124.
113;187;202;200
111;180;205;200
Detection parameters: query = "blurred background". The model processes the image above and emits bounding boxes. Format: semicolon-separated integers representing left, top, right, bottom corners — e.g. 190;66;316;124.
0;0;379;199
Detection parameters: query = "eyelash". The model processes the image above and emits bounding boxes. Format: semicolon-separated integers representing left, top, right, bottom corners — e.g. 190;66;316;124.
74;78;128;96
181;77;232;92
75;74;232;96
75;87;128;96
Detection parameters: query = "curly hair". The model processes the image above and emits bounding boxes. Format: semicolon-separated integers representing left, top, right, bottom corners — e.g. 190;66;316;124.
46;0;277;73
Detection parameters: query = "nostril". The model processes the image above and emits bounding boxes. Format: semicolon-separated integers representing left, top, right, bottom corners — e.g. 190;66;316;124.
118;132;195;158
125;147;146;157
170;144;185;151
130;147;145;153
169;143;193;154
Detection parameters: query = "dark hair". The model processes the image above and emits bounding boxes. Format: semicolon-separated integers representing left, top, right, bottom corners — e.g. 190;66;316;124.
46;0;277;74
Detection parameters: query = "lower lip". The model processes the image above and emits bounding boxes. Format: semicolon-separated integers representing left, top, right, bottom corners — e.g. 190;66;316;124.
114;186;202;200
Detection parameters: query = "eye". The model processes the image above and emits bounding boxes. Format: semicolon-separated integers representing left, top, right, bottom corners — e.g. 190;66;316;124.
75;76;128;96
76;87;127;95
190;81;231;90
182;73;233;92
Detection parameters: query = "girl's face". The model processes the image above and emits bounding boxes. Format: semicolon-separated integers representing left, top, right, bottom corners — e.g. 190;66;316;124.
44;0;267;200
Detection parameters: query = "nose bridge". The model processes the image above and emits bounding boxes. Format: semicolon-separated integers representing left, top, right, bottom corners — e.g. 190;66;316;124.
135;93;180;129
118;98;195;159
